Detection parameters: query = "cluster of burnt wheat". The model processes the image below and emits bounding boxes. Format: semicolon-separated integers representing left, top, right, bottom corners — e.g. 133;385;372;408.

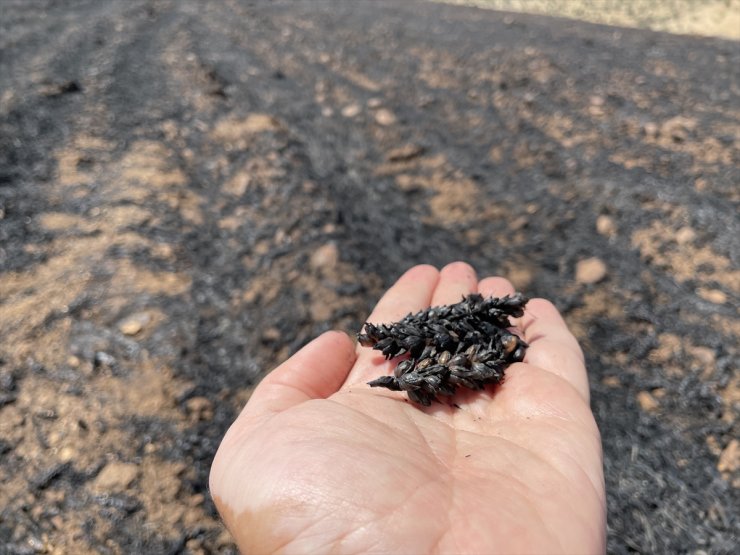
358;293;529;406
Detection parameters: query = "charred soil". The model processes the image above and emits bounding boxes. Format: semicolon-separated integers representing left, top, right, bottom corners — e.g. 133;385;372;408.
0;0;738;553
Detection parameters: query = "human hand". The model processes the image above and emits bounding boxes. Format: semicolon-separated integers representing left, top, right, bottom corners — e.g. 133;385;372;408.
210;263;606;554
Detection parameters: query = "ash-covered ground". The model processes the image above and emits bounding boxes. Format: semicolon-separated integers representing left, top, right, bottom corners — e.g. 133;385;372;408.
0;1;738;553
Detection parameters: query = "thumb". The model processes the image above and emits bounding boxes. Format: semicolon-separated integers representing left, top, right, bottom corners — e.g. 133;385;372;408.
239;330;356;421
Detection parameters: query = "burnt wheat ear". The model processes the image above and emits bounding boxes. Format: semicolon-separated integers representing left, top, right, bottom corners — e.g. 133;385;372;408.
360;293;529;406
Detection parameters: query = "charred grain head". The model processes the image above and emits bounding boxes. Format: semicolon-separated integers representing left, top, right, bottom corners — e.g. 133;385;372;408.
361;293;529;405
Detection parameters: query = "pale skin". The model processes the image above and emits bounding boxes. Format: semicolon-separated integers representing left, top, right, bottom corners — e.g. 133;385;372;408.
210;262;606;554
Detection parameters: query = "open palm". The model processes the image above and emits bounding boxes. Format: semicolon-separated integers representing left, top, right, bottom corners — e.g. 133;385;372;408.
210;263;606;554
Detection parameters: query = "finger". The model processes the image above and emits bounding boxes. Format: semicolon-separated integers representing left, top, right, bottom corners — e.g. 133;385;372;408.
518;299;590;402
430;261;478;306
478;279;589;401
346;264;439;386
477;276;516;299
240;331;356;421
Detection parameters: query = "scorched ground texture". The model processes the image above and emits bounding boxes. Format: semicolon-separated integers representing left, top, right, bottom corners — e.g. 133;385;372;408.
0;0;738;553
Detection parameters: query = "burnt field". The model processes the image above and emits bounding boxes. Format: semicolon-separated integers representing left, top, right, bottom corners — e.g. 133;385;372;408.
0;0;738;553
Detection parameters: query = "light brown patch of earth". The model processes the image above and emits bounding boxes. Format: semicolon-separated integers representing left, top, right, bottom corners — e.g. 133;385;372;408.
438;0;740;40
211;113;281;147
717;439;739;475
632;220;740;293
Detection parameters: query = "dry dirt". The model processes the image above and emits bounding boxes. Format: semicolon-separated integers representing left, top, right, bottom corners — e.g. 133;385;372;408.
441;0;740;40
0;0;738;553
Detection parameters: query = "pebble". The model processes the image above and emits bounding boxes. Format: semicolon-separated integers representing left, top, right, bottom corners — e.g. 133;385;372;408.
596;215;617;237
374;108;397;126
386;144;424;162
242;288;259;304
637;391;659;412
310;242;339;272
675;226;696;245
92;462;139;491
117;312;151;336
261;327;281;343
93;351;116;369
575;257;607;284
58;446;76;462
341;104;361;118
697;288;727;304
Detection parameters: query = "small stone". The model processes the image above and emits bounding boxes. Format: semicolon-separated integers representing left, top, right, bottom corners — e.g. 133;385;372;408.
718;439;740;473
261;327;281;343
341;104;361;118
697;288;727;304
637;391;659;412
242;288;259;304
386;144;424;162
93;351;116;369
596;215;617;237
602;376;620;387
675;226;696;245
188;493;206;507
310;242;339;272
185;397;213;421
575;257;607;284
374;108;397;126
58;446;76;462
93;462;139;491
66;355;80;368
117;312;151;336
367;97;382;108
